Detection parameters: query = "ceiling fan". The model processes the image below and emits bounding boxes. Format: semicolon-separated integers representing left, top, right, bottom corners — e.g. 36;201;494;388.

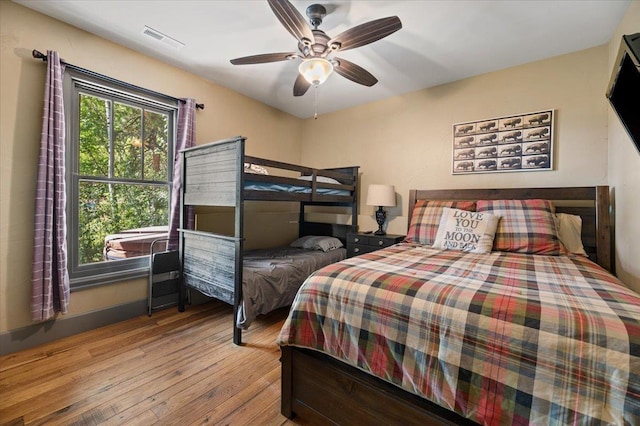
230;0;402;96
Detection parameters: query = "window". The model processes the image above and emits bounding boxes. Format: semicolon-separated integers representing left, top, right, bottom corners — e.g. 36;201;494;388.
64;72;177;288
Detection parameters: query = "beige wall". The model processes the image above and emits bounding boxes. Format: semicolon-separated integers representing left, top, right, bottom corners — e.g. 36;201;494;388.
0;1;302;333
607;1;640;294
301;46;611;238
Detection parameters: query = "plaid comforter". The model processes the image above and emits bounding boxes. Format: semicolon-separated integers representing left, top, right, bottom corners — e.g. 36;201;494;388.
277;243;640;425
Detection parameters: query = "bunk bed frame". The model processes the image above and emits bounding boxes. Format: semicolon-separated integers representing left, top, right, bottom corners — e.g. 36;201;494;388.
177;136;359;345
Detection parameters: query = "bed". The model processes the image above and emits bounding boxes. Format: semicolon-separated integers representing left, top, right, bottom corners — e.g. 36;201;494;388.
178;136;358;345
277;186;640;425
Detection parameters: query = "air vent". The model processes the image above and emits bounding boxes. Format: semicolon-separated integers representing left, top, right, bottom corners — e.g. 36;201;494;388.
141;26;185;49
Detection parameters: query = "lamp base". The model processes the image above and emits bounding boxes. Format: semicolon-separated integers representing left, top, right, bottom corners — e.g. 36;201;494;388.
375;206;387;236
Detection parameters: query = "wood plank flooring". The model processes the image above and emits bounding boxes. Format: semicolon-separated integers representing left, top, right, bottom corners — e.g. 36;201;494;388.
0;301;307;425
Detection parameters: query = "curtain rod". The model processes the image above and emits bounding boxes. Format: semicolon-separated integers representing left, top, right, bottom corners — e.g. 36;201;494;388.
32;49;204;110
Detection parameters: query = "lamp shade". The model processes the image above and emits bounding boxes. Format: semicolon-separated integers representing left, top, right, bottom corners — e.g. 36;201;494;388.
366;184;396;207
298;58;334;85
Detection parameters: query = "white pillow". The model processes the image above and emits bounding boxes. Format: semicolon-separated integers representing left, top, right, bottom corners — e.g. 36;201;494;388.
555;213;587;256
244;163;269;175
297;175;341;184
290;235;343;252
433;208;500;254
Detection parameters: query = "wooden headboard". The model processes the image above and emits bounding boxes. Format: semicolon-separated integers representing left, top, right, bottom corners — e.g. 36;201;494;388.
408;186;613;272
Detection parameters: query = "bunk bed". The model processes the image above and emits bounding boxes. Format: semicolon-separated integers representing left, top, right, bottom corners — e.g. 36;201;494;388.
178;136;359;345
278;186;640;425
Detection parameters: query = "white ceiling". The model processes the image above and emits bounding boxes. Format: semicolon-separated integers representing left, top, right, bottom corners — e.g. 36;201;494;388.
15;0;630;119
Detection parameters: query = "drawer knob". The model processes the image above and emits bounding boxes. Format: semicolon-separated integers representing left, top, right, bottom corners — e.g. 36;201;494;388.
354;237;360;243
378;240;384;246
354;248;360;253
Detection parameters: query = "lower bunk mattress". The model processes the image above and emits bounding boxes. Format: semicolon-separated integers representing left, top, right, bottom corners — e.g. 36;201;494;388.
183;240;346;329
277;243;640;425
237;247;346;328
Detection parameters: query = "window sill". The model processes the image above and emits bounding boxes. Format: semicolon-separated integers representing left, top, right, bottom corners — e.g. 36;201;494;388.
70;266;150;291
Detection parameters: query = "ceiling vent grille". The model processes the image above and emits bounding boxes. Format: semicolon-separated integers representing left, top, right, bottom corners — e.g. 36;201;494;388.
141;26;184;49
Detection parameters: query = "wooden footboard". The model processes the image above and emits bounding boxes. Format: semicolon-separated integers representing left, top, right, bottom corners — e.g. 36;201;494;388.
181;230;238;304
281;346;477;426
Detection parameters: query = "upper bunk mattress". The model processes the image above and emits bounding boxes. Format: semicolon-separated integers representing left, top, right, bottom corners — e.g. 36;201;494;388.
244;181;350;196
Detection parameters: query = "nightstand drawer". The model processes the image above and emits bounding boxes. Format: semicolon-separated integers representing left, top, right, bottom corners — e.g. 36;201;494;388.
347;245;375;257
370;237;395;248
346;233;405;258
347;234;370;245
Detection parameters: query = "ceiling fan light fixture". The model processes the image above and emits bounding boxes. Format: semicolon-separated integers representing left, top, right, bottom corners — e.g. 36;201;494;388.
298;58;334;85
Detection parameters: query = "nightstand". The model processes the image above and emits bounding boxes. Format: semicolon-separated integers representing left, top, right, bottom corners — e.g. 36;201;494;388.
346;232;405;258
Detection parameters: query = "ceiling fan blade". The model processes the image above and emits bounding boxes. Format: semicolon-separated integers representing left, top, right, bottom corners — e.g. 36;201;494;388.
333;57;378;87
328;16;402;53
267;0;315;45
293;73;311;96
230;52;298;65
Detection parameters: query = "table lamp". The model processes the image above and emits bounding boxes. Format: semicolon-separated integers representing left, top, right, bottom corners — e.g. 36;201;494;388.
366;184;396;235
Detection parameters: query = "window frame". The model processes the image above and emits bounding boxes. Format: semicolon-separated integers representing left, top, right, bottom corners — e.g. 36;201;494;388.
64;71;177;289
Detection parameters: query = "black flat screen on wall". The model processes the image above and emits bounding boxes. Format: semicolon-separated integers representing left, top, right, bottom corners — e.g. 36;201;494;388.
607;33;640;155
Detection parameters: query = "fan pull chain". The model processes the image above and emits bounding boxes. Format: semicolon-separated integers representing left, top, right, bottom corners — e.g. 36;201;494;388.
314;84;319;120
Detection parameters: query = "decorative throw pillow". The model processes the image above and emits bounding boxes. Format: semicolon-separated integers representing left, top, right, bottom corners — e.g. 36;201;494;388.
555;213;587;256
432;208;500;254
476;199;563;255
290;235;343;252
406;200;476;245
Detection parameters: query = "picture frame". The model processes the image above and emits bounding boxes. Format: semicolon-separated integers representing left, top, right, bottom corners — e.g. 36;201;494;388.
452;109;554;174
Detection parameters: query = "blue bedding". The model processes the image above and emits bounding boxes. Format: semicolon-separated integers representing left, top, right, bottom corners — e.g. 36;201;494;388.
244;181;350;196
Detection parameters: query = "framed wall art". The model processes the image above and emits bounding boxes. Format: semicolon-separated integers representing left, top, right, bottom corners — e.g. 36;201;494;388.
452;109;554;174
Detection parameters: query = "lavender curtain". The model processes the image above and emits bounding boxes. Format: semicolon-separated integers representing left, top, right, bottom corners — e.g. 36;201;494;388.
31;51;70;322
168;99;196;250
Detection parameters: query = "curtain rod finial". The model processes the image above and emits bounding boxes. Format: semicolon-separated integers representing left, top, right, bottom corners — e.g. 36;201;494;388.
32;49;47;61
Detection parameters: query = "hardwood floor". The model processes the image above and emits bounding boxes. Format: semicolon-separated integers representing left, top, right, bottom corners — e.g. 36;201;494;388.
0;301;306;425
